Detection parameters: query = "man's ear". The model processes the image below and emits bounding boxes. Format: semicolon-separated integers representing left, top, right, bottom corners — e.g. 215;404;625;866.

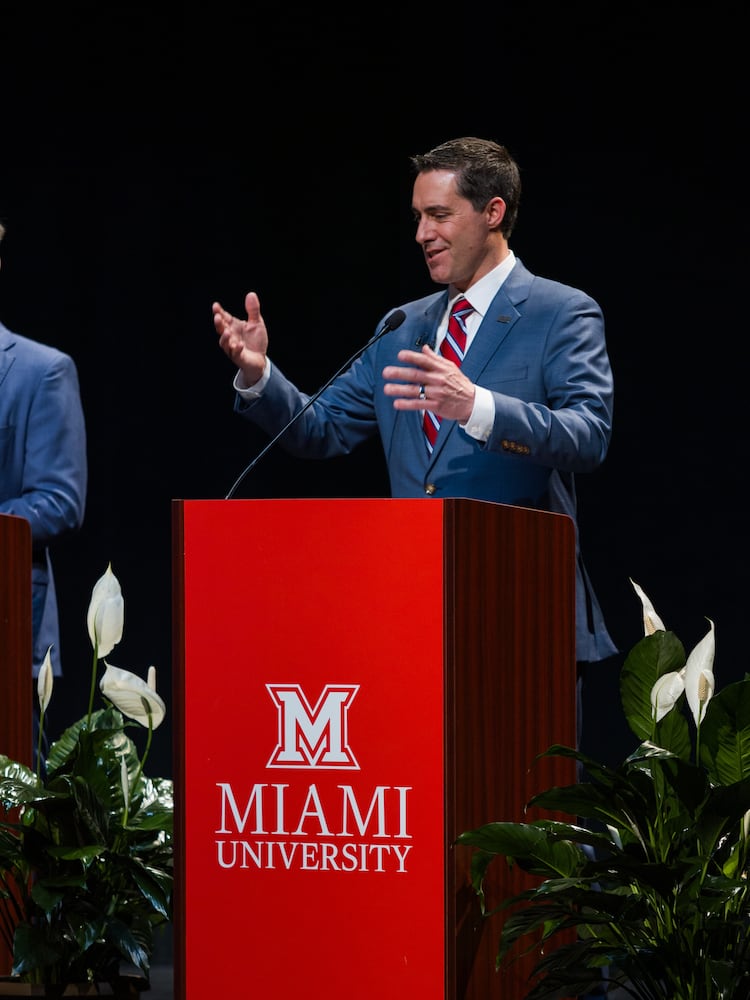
486;196;506;229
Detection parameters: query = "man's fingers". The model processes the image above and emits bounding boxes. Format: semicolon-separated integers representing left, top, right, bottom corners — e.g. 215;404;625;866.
381;364;423;383
394;347;436;366
244;290;261;324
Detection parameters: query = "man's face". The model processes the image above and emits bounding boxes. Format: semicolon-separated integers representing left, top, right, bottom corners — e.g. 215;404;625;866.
411;170;497;291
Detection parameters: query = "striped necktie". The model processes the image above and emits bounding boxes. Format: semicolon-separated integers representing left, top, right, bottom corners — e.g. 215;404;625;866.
423;296;473;452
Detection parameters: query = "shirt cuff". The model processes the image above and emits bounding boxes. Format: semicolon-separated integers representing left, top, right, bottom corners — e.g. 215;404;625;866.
234;358;271;399
460;385;494;442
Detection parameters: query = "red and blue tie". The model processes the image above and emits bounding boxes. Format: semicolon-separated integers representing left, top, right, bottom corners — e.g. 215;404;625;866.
423;296;473;452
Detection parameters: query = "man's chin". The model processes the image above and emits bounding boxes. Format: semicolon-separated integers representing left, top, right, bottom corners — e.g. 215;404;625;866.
426;262;450;284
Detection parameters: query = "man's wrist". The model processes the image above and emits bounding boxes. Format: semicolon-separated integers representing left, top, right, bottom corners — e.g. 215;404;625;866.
234;357;271;398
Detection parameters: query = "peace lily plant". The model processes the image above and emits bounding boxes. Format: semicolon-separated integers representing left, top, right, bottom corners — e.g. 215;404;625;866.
0;564;173;995
458;580;750;999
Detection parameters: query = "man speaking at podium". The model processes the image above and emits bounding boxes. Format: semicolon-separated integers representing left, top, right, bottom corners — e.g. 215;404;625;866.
212;136;618;701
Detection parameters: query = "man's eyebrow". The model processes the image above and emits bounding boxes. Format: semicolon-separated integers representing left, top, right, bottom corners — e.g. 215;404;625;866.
412;203;452;215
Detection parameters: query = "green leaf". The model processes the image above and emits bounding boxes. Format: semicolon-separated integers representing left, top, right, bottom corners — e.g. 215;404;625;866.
705;779;750;834
45;709;115;775
457;821;586;878
654;704;692;760
31;875;85;913
0;759;50;811
45;844;105;862
11;922;64;977
67;909;103;953
701;678;750;785
620;631;686;743
104;916;150;974
129;793;174;834
0;756;38;789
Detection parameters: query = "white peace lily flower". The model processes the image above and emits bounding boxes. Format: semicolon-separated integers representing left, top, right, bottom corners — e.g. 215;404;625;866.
99;662;166;729
630;578;666;635
86;563;124;658
650;670;686;722
683;618;716;727
37;645;54;714
120;756;130;804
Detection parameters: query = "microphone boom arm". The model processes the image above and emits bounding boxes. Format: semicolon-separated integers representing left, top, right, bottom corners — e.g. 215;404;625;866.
224;308;406;499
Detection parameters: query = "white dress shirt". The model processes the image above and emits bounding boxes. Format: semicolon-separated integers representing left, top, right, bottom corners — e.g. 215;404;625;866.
235;251;517;447
442;250;516;442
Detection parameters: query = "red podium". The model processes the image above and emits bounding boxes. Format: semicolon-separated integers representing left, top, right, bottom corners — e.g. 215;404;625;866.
172;498;576;999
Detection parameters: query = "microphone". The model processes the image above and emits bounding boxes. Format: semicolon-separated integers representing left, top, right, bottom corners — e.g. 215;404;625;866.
224;308;406;499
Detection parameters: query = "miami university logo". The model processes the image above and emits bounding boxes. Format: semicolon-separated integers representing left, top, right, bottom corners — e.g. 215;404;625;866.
266;684;360;770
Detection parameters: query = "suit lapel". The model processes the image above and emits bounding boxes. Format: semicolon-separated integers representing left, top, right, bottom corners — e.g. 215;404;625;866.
461;284;522;383
413;294;448;351
426;282;524;465
0;324;15;389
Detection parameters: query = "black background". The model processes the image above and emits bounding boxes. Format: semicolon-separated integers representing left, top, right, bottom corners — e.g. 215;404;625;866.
1;5;745;777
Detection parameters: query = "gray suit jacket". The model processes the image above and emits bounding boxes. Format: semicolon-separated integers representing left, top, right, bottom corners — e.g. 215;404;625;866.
0;322;88;675
237;259;617;661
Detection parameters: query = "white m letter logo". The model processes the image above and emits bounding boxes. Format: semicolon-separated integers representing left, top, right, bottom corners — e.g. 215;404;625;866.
266;684;360;770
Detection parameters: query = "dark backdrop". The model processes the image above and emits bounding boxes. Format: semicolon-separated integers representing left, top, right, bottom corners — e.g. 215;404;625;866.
1;5;745;777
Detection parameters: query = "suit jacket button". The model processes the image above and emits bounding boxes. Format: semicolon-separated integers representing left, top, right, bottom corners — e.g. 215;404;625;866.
425;483;436;495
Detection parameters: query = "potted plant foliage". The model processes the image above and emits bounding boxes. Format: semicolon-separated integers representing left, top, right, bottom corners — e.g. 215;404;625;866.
457;580;750;999
0;565;173;997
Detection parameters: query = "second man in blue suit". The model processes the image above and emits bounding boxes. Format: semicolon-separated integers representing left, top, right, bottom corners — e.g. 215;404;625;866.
0;220;88;680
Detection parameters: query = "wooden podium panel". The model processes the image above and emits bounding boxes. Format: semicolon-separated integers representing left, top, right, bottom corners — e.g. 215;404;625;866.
0;514;32;766
0;513;33;975
172;498;576;999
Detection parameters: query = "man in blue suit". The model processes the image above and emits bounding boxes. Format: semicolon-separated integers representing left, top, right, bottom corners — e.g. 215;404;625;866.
0;221;88;683
213;136;617;677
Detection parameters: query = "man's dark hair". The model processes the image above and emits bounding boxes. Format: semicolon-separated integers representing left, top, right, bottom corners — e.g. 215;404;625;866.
410;137;521;238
